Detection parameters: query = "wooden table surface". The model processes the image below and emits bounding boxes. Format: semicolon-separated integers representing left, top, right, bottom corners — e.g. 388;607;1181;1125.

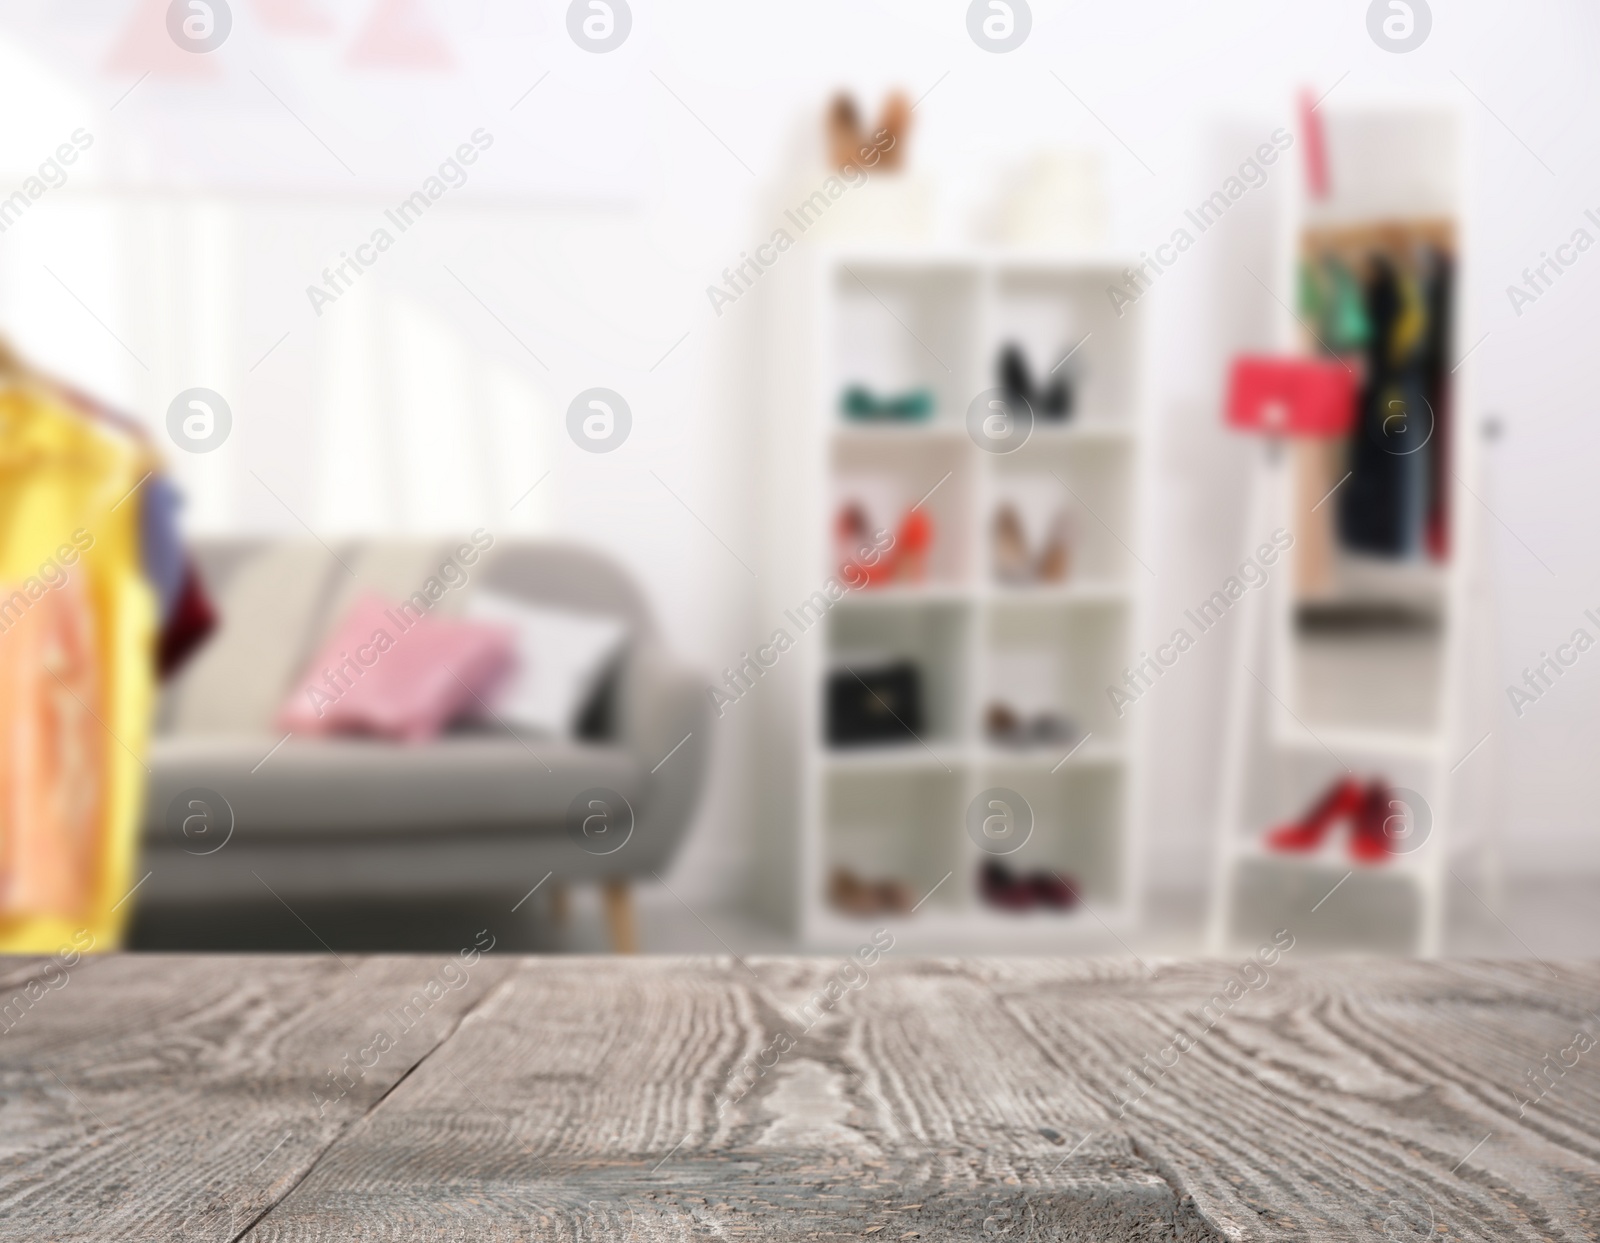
1;953;1596;1241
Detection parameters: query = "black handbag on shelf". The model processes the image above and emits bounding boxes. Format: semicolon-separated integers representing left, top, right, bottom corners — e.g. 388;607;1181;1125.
826;661;925;746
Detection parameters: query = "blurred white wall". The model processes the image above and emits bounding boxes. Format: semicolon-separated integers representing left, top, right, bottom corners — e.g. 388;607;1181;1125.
0;0;1595;903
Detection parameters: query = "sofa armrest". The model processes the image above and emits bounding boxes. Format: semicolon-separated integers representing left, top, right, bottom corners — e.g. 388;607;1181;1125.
619;642;710;870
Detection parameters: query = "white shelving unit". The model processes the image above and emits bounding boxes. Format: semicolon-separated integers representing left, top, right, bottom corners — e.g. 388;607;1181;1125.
1206;103;1496;956
756;244;1153;949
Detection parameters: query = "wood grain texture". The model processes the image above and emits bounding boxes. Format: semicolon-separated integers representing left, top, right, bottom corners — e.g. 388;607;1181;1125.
1;956;1596;1241
0;951;512;1241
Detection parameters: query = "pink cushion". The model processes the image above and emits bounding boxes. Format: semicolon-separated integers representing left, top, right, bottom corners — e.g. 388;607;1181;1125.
277;594;515;743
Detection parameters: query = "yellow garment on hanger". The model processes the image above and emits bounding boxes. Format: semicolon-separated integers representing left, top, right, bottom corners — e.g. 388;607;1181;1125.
1391;266;1428;364
0;381;156;953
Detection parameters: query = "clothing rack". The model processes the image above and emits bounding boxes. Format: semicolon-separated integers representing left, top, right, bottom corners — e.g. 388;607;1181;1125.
0;341;214;951
1207;102;1498;955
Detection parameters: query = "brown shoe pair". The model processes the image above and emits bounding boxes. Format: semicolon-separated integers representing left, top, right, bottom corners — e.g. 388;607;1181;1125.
827;92;911;173
993;504;1071;585
829;867;914;917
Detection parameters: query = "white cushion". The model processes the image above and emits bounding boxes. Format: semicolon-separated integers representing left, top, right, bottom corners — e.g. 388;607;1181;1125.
465;592;628;736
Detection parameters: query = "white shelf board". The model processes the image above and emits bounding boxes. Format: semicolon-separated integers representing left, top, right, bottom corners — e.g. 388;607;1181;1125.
819;243;1140;272
1021;421;1136;446
1270;722;1445;762
978;738;1125;769
1315;551;1450;607
822;744;967;773
1225;834;1432;879
821;738;1126;772
829;420;1136;447
805;902;1133;950
828;580;1130;608
983;581;1129;606
832;583;973;607
831;422;968;443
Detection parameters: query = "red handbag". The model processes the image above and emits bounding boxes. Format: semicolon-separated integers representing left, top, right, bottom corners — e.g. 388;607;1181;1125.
1225;355;1356;437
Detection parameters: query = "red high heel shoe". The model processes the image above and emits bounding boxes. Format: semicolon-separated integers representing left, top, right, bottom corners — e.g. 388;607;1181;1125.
1266;777;1364;852
1030;871;1079;910
839;507;935;588
980;862;1033;911
1350;781;1399;862
892;508;933;582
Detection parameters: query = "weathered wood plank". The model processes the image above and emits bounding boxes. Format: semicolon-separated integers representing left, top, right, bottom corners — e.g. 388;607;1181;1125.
5;955;1598;1241
236;957;1227;1240
0;949;512;1241
987;957;1600;1241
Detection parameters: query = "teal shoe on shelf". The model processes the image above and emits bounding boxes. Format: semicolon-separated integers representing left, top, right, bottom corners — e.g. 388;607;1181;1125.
840;385;935;422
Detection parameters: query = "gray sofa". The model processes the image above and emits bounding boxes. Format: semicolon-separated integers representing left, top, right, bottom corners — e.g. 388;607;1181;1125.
140;538;708;950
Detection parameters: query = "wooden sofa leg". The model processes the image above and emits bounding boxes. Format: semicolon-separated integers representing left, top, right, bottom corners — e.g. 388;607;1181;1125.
548;881;569;927
601;880;637;954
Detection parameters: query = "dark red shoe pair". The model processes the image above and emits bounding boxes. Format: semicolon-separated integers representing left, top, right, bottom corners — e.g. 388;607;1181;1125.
981;862;1079;911
1265;777;1397;863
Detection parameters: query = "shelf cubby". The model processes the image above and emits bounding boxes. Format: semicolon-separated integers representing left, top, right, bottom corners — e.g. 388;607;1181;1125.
1224;853;1423;953
1290;624;1443;737
832;432;976;586
824;769;968;915
832;262;982;426
983;600;1131;746
993;264;1137;426
972;764;1126;906
825;600;971;749
990;437;1136;586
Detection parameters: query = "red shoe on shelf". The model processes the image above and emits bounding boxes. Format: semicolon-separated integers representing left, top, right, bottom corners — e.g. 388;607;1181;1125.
1265;777;1364;852
834;503;875;578
836;505;936;588
980;862;1033;911
1350;781;1398;863
1030;871;1079;910
892;507;933;583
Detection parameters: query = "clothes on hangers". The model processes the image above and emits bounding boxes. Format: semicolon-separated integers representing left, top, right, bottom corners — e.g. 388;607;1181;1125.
141;472;187;618
135;472;217;680
0;375;157;949
0;577;103;917
157;559;218;678
7;350;217;678
1298;236;1453;562
1421;250;1454;560
1341;254;1412;556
